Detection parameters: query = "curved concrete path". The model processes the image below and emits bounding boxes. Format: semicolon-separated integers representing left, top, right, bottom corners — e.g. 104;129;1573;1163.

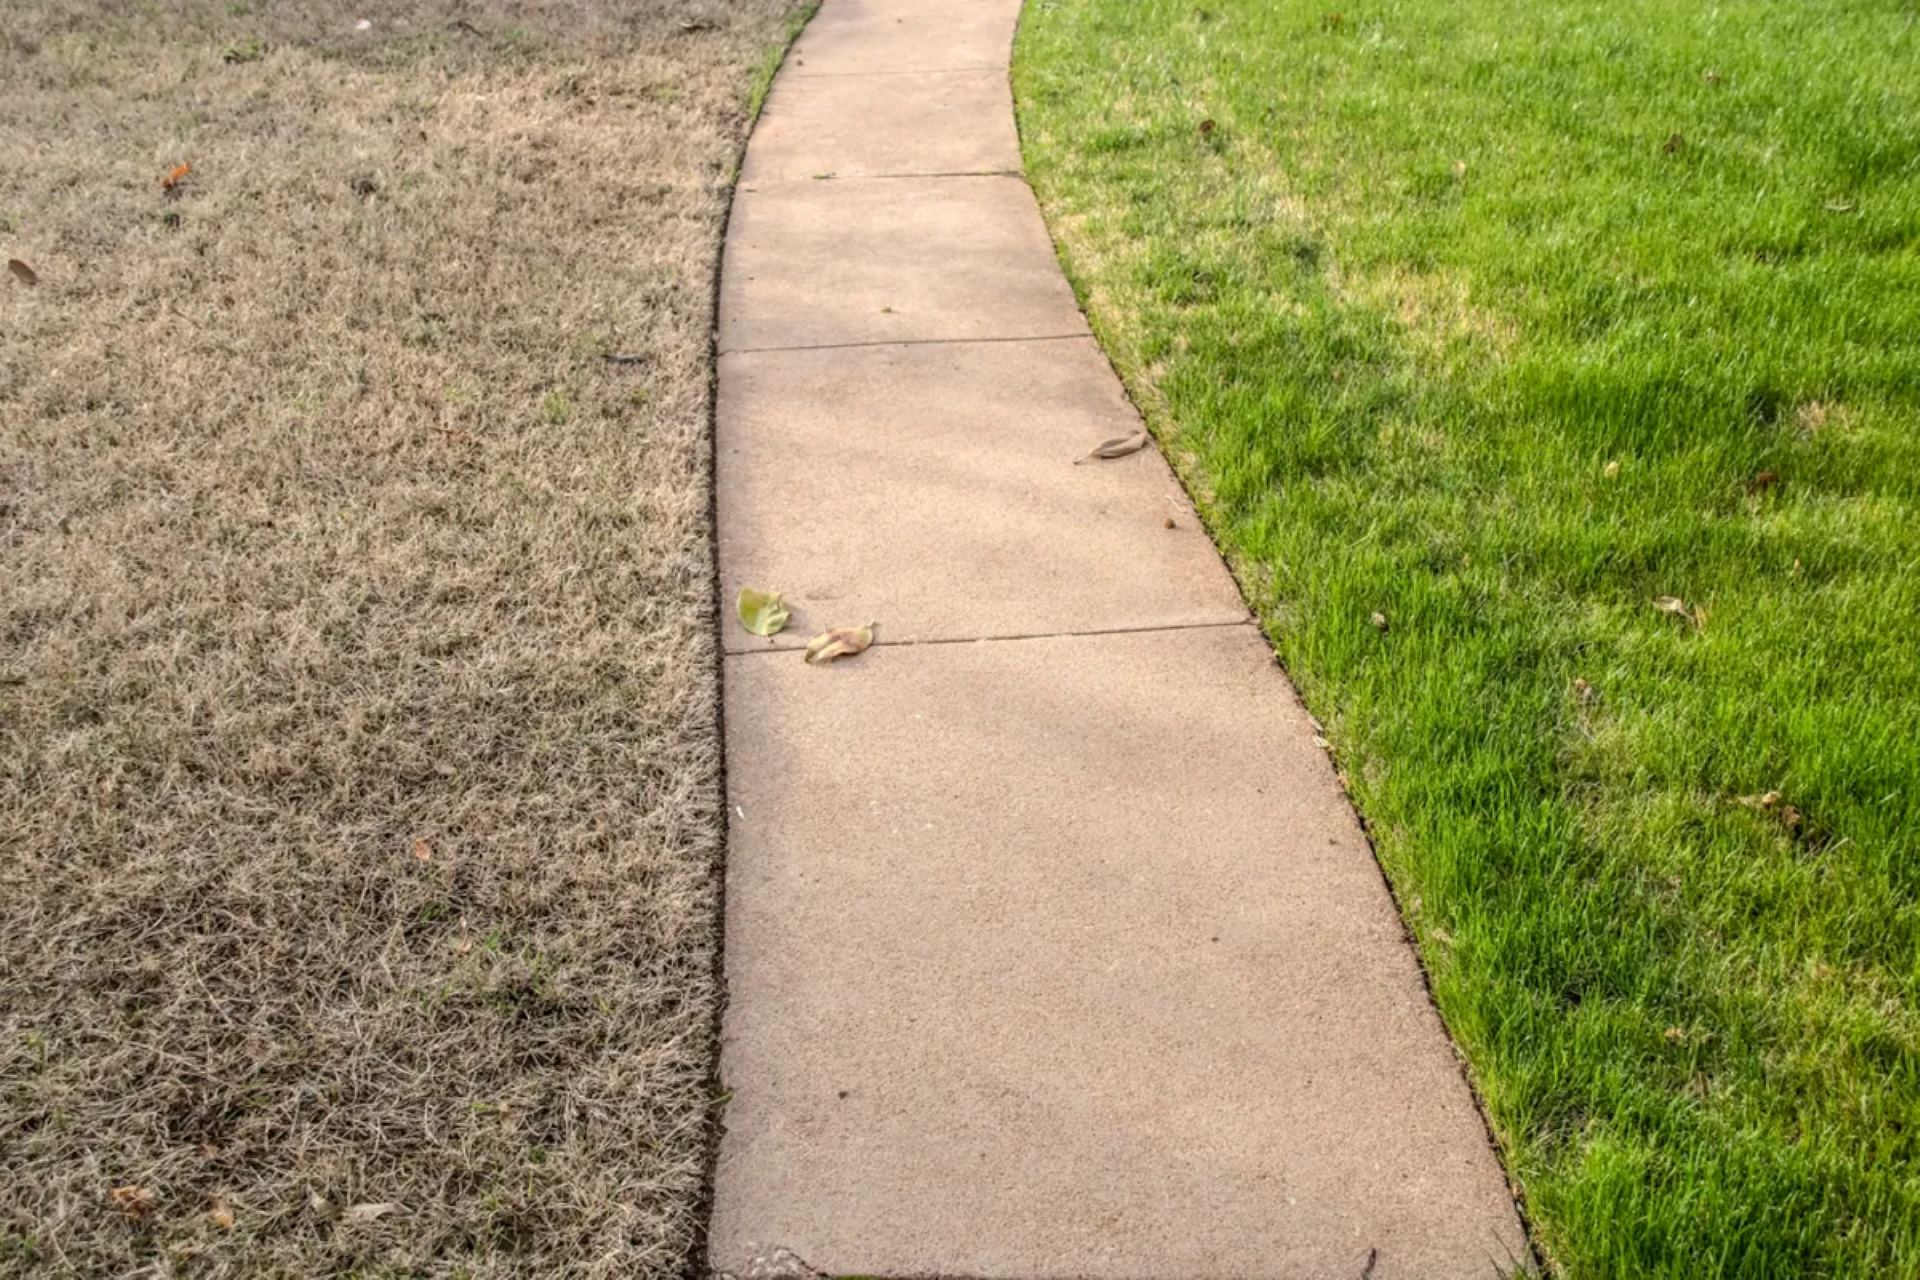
710;3;1529;1276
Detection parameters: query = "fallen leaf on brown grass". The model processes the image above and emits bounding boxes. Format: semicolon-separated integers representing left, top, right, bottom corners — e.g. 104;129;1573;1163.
7;258;38;286
804;624;874;665
160;162;193;192
111;1185;156;1218
207;1203;235;1230
411;838;433;862
1074;431;1149;464
341;1202;404;1224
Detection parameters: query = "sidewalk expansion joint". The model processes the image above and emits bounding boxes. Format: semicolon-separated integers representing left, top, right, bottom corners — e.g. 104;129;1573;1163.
744;169;1023;185
783;65;1007;79
719;332;1093;358
722;618;1256;658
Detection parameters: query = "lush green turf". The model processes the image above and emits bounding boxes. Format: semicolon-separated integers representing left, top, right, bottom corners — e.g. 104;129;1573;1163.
1014;1;1920;1274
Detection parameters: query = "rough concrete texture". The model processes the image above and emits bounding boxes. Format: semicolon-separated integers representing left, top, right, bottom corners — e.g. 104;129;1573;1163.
782;0;1024;77
742;69;1019;182
719;175;1087;352
710;0;1531;1276
716;339;1245;649
713;631;1528;1279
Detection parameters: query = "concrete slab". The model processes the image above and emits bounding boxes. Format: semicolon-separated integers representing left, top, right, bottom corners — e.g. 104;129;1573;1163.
719;176;1087;352
716;338;1245;648
784;0;1024;77
743;69;1020;182
711;627;1529;1280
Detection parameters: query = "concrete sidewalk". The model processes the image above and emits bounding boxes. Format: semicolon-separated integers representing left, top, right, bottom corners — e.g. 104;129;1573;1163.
709;2;1529;1276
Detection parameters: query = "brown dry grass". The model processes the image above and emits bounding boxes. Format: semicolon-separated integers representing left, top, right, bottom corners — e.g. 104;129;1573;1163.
0;2;801;1273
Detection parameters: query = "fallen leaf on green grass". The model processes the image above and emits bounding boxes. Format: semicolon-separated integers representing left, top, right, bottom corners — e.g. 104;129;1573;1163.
1075;431;1149;464
736;587;790;637
804;623;874;665
1663;132;1686;155
7;259;37;286
1738;790;1781;810
1370;611;1390;631
1652;595;1690;619
1748;470;1780;494
1604;459;1621;477
1824;199;1856;214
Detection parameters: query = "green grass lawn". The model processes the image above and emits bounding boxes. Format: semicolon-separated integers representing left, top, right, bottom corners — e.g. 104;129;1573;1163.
1014;1;1919;1274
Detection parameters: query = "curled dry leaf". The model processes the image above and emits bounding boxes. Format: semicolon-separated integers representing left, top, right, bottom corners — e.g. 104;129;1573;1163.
161;162;193;192
112;1185;157;1218
411;838;433;862
342;1202;404;1224
1074;431;1149;464
7;258;38;286
1652;595;1690;619
736;587;790;637
804;623;874;665
207;1203;236;1230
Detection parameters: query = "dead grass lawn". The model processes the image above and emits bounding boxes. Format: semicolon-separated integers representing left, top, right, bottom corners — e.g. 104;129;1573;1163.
0;1;800;1273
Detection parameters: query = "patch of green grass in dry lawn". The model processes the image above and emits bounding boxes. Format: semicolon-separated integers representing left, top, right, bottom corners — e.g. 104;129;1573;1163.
1016;1;1919;1274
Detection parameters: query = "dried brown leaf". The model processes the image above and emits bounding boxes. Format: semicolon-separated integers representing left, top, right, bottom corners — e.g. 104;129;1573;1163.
1074;431;1149;464
342;1202;403;1224
7;258;38;286
111;1185;156;1218
803;623;874;665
